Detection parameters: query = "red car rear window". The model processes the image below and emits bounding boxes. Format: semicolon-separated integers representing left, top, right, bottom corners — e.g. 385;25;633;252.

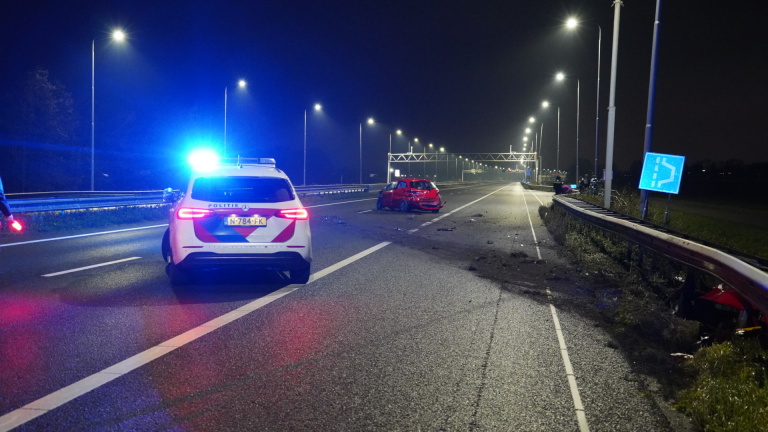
409;181;435;190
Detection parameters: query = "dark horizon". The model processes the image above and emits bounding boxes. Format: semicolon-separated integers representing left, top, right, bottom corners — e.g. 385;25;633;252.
1;1;766;192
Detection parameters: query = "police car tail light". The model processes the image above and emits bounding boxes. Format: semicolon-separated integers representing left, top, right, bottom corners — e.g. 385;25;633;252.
276;208;309;220
177;208;213;219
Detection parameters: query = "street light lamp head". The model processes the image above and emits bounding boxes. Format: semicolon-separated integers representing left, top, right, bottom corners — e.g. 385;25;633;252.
555;72;565;81
237;79;247;88
428;143;433;148
529;116;536;123
396;129;402;135
525;128;531;134
542;100;550;108
112;29;126;42
314;103;322;111
566;17;578;29
367;117;374;125
440;147;445;152
414;138;419;142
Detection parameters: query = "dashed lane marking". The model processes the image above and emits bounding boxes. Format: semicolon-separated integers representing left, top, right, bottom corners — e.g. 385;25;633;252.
42;257;142;277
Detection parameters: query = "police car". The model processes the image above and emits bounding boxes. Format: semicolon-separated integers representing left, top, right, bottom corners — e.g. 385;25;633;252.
162;155;312;285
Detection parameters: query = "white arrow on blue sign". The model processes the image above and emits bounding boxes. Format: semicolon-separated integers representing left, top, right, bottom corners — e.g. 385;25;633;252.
638;152;686;194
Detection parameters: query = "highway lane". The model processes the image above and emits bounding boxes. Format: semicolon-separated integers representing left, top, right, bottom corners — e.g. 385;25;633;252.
0;182;671;431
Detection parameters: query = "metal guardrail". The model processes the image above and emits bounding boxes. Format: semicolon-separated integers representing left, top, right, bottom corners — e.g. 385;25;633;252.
6;185;380;213
552;195;768;316
295;184;376;196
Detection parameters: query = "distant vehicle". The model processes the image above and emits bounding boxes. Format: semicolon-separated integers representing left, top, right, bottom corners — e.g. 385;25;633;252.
162;156;312;285
376;178;445;213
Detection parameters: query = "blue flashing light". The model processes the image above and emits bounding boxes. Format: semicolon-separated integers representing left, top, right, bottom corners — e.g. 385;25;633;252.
188;149;220;172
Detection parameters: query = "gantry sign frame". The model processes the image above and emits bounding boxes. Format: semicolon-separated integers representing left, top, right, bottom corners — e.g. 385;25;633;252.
386;152;539;183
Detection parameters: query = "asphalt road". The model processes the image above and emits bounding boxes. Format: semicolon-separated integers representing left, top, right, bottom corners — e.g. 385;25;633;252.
0;182;673;431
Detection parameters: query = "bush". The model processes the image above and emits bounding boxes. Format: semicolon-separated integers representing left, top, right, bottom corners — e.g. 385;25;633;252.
677;338;768;432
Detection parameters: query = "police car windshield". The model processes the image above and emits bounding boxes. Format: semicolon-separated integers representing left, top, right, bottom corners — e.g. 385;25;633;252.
191;177;294;203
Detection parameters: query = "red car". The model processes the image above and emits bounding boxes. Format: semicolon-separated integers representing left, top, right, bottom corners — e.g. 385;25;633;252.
376;178;446;213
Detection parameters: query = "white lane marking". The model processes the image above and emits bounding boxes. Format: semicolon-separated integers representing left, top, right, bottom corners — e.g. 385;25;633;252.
0;241;392;431
42;257;142;277
526;187;547;206
407;184;512;234
0;225;168;248
358;210;372;214
522;190;543;260
550;305;591;432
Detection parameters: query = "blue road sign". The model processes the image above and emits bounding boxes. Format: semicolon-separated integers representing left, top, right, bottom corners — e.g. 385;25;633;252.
638;152;685;194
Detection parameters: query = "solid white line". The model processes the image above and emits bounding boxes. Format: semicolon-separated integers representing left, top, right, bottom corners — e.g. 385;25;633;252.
522;190;543;260
550;304;591;432
0;224;168;248
0;241;392;432
526;187;547;206
41;257;142;277
407;184;511;234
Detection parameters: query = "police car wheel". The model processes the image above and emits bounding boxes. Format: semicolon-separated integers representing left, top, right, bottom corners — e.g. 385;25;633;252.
161;229;171;261
168;263;190;285
290;265;310;284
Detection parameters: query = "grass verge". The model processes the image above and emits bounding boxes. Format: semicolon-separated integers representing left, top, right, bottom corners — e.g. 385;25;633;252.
579;187;768;259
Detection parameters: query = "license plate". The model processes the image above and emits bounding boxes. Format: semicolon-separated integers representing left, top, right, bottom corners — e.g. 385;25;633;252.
225;216;267;227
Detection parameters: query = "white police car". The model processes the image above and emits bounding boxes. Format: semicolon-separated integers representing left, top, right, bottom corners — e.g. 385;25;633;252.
162;155;312;285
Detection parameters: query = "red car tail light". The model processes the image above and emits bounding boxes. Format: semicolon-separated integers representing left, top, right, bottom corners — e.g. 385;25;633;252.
276;208;309;220
10;220;23;232
177;208;213;219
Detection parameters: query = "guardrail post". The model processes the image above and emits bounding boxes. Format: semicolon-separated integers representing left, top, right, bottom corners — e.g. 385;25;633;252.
676;268;700;319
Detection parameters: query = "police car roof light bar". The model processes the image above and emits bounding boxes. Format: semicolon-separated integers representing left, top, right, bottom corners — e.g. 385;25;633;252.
220;157;277;168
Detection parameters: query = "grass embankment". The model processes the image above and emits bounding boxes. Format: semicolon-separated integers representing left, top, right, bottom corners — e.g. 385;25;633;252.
579;188;768;259
541;194;768;432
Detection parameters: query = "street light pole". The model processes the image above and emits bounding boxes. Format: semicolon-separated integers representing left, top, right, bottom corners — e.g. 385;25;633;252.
359;117;374;184
224;79;246;158
303;103;322;186
303;109;307;186
567;18;603;184
223;86;228;155
604;0;624;208
640;0;662;219
595;25;603;180
91;29;126;191
557;105;560;174
91;39;95;191
387;133;392;183
359;123;362;184
576;78;580;183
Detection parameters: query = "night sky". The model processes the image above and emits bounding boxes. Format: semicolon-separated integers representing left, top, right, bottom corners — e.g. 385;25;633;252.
1;1;766;190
